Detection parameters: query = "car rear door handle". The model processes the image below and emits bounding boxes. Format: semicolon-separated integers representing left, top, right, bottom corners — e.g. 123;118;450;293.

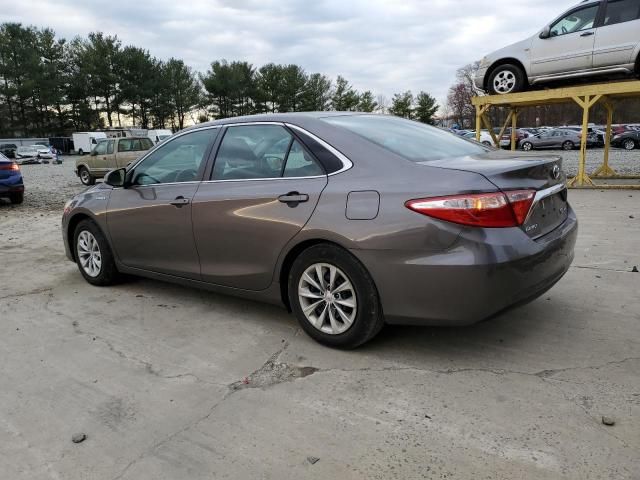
278;192;309;207
580;31;594;37
170;196;190;207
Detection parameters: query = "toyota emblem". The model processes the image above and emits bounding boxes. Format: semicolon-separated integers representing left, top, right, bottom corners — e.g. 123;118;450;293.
551;165;560;180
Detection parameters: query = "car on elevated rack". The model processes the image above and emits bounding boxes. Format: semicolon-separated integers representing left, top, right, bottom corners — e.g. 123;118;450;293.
62;113;577;348
610;128;640;149
475;0;640;94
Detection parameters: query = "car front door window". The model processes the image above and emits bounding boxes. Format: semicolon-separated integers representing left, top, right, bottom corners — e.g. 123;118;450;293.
550;5;599;36
603;0;640;26
132;129;215;186
94;142;107;155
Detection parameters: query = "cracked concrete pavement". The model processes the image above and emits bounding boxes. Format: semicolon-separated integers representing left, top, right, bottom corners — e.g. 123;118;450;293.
0;189;639;479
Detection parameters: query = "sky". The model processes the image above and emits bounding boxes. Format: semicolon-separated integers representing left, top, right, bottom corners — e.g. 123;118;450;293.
1;0;577;105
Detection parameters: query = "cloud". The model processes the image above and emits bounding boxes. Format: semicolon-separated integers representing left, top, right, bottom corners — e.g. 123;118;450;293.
1;0;575;105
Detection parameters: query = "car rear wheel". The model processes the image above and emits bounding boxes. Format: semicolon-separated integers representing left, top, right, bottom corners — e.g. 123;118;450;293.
79;166;95;186
9;192;24;204
481;141;491;146
488;64;526;95
288;244;384;349
73;219;119;286
562;141;574;151
78;149;84;155
623;139;636;150
521;141;533;151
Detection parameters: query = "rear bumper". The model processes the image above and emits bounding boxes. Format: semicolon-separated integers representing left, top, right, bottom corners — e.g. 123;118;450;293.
0;178;24;196
352;208;578;326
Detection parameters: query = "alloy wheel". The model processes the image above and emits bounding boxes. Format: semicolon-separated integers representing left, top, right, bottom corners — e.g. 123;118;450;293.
522;142;533;151
80;169;90;184
492;70;516;94
77;230;102;277
298;263;357;335
624;139;635;150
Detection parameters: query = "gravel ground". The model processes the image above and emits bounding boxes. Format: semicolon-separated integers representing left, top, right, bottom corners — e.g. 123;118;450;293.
1;149;638;214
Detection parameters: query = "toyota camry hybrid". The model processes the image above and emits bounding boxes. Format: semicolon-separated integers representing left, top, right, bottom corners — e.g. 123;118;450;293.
62;113;577;348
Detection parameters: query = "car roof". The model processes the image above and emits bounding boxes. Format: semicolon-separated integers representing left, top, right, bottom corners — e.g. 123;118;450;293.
183;111;365;132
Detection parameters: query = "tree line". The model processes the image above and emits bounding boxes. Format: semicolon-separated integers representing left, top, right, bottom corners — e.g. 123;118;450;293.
0;23;440;138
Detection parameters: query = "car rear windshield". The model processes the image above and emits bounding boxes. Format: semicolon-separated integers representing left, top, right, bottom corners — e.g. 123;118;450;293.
321;115;488;162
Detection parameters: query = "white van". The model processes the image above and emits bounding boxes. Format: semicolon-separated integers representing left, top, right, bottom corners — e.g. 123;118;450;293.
72;132;108;155
147;129;173;144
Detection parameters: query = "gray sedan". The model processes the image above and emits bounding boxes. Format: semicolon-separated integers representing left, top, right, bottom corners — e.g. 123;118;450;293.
520;129;582;151
62;113;577;348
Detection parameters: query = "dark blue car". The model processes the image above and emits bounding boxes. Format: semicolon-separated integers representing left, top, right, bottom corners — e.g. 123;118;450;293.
0;152;24;204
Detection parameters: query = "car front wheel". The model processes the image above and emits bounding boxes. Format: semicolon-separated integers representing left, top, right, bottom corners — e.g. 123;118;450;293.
78;166;95;186
521;141;533;151
487;64;526;95
562;141;575;151
288;244;384;349
73;219;119;286
623;139;636;150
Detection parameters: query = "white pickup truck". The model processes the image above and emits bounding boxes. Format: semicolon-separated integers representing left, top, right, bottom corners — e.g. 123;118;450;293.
75;137;153;185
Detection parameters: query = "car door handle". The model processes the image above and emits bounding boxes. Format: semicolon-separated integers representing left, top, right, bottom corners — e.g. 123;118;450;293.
278;192;309;206
580;31;594;37
170;196;190;207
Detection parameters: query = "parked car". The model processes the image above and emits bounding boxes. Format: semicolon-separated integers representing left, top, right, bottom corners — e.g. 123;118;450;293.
62;113;577;348
611;129;640;149
462;130;494;146
475;0;640;94
557;126;602;146
499;128;529;148
75;136;154;185
15;146;40;164
33;144;53;159
0;152;24;204
0;143;17;158
519;128;583;150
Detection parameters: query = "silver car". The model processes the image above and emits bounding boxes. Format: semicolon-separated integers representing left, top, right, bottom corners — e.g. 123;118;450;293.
519;129;582;151
475;0;640;94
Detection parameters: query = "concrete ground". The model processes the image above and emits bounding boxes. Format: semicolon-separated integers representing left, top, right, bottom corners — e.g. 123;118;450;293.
0;187;639;479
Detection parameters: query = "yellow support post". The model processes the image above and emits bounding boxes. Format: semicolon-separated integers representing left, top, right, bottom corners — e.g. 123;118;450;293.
592;97;617;177
568;95;595;187
510;108;519;151
475;105;482;142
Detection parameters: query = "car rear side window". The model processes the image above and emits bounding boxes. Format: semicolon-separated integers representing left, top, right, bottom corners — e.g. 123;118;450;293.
118;139;131;152
283;141;324;177
603;0;640;25
322;115;488;163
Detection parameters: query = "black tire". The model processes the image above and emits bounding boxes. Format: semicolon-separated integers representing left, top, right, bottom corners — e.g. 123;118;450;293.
73;219;120;286
78;149;84;155
487;64;526;95
623;139;636;150
288;244;384;349
562;140;574;151
481;141;491;146
9;192;24;204
521;141;533;151
78;166;95;186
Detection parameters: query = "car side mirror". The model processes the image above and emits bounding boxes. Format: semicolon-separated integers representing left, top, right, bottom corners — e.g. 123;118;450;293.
539;26;551;39
104;168;127;188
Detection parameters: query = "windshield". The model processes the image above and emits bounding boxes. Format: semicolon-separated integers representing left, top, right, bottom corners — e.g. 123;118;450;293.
321;115;488;162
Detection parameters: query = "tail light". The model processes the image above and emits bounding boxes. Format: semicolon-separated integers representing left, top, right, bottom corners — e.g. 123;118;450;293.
405;190;536;228
0;162;20;171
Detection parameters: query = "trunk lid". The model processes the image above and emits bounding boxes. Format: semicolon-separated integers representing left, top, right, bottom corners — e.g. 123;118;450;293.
423;151;568;239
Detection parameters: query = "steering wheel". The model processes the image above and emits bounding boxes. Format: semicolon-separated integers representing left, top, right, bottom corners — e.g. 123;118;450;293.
174;168;198;183
135;172;161;185
561;25;568;34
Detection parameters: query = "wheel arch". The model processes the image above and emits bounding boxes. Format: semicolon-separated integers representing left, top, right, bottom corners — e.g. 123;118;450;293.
66;212;104;262
485;58;528;91
277;238;364;311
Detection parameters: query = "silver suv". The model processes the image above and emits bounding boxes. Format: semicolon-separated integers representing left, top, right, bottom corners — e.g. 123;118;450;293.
475;0;640;94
